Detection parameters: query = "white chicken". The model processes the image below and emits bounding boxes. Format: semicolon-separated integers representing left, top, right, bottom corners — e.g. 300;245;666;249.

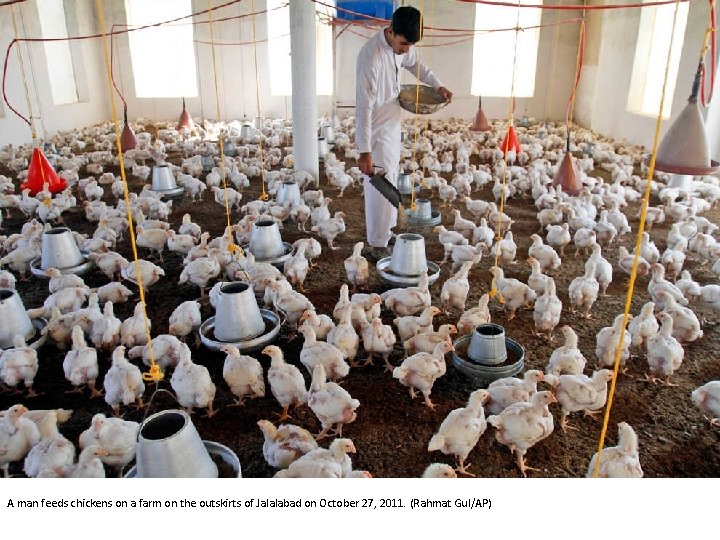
648;263;687;310
0;404;40;477
440;261;473;312
545;223;572;255
381;271;431;316
394;305;441;343
490;230;517;264
587;243;613;296
90;300;121;351
274;437;356;478
595;314;632;372
533;277;562;341
343;241;369;292
568;261;600;319
326;305;360;364
170;344;216;417
427;389;489;476
617;245;651;277
691;381;720;427
308;363;360;439
299;309;335;341
311;211;346;249
62;325;101;397
359;317;397;371
103;346;145;416
485;370;545;416
67;445;108;478
168;300;202;344
659;291;703;343
283;242;310;292
544;369;613;431
0;334;39;396
23;411;75;478
527;256;551;297
528;234;560;272
257;420;318;469
456;293;491;336
220;344;265;405
586;422;643;478
644;312;684;386
422;463;458;478
264;345;308;421
179;251;221;300
78;413;139;474
490;266;536;320
546;326;586;375
627;301;658;351
393;341;453;410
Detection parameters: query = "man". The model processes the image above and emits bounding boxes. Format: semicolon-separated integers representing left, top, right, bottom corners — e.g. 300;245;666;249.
355;6;452;261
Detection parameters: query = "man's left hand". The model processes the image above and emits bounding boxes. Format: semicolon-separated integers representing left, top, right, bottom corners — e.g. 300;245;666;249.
438;86;453;103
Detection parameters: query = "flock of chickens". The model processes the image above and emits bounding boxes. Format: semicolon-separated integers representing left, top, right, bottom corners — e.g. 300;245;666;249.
0;112;719;479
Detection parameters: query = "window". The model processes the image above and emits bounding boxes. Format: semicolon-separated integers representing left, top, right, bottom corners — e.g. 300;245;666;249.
267;0;335;96
627;1;689;117
36;0;79;105
125;0;198;98
471;1;542;97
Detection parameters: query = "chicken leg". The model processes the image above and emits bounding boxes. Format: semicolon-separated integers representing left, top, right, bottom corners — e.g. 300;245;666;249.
275;405;292;422
516;452;541;478
455;458;475;477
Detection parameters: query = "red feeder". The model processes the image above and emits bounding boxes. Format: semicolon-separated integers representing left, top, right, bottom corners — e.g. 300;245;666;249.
470;96;491;132
552;134;582;196
501;124;520;156
177;97;194;131
120;107;137;152
21;148;66;195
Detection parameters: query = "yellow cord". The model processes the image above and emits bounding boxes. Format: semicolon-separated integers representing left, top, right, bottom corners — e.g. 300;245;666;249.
94;0;161;383
10;4;37;142
250;0;269;202
593;0;683;478
207;0;242;256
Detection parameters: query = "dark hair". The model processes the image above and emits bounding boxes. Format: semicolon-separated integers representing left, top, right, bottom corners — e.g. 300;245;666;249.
391;6;422;43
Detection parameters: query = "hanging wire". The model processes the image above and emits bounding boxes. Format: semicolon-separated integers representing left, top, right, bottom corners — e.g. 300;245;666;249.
250;0;269;201
10;4;36;141
93;0;161;383
593;0;684;478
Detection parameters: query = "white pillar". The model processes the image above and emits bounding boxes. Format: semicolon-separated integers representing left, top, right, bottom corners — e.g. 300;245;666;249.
290;0;319;184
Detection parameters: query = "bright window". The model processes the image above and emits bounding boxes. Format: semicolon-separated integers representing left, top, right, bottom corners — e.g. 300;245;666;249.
267;0;335;96
627;1;689;117
471;1;542;97
36;0;79;105
125;0;198;98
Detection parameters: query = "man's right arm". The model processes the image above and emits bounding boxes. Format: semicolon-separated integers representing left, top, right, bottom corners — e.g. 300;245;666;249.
356;50;377;175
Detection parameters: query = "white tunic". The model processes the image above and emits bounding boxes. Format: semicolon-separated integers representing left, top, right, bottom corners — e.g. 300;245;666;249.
356;29;442;247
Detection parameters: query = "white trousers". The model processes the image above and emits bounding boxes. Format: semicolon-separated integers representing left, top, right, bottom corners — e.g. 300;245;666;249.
364;173;398;248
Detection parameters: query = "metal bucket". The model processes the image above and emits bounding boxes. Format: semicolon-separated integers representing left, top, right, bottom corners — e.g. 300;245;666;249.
240;124;254;141
0;289;35;348
321;125;335;144
249;220;285;260
151;165;178;191
468;323;507;365
276;180;302;207
413;198;432;219
318;137;329;160
40;227;84;270
213;282;266;342
135;409;218;478
390;233;429;276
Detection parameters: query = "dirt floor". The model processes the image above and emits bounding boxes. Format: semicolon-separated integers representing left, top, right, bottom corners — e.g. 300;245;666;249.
2;125;720;478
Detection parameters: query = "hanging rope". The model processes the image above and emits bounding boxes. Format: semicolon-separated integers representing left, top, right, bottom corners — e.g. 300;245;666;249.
250;0;269;202
700;0;717;106
593;0;684;478
94;0;161;383
9;4;36;141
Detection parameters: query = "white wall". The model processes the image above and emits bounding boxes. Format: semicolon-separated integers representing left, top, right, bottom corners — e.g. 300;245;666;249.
0;0;109;146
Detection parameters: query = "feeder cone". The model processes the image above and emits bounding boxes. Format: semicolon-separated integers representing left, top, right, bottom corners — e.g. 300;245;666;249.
177;97;195;131
21;148;66;195
470;96;491;132
552;134;582;196
501;124;520;156
120;107;137;152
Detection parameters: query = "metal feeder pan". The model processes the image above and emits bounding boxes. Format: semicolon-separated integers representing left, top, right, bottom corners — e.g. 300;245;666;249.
30;252;94;278
403;208;442;227
199;309;282;352
376;257;441;288
242;242;294;268
125;440;242;478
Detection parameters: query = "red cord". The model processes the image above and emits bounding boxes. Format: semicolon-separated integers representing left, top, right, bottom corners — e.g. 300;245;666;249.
456;0;693;10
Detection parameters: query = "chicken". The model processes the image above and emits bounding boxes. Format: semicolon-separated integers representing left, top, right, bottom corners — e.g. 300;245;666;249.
136;225;168;262
325;304;360;364
545;223;571;255
586;422;643;477
308;363;360;439
359;317;397;370
394;306;441;343
485;369;545;416
121;259;165;292
257;420;318;469
640;232;660;264
658;291;703;343
527;256;551;297
95;281;134;304
43;267;86;294
0;334;39;396
179;251;221;300
170;344;216;417
129;334;185;371
62;325;101;397
643;312;684;386
594;210;617;245
528;234;561;272
533;277;562;341
381;271;432;316
545;369;613;431
264;345;308;421
0;404;40;477
343;242;369;292
628;301;658;351
452;209;476;240
490;230;517;264
648;263;687;310
488;391;556;477
211;185;242;211
691;381;720;427
573;228;597;256
448;241;485;273
23;411;75;478
661;242;687;282
292;237;322;267
393;341;453;410
404;324;457;356
490;266;537;320
27;285;90;318
168;300;202;344
433;225;465;246
66;445;107;478
675;270;702;303
103;346;145;416
617;245;651;277
178;213;202;239
422;463;458;478
283;242;310;292
311;211;346;249
441;261;473;312
456;293;491;336
350;291;382;323
427;389;489;476
271;280;315;335
595;314;632;372
274;437;356;478
546;326;586;375
587;243;613;296
90;250;130;281
568;261;600;319
166;229;196;255
78;413;139;474
90;301;121;351
220;344;265;405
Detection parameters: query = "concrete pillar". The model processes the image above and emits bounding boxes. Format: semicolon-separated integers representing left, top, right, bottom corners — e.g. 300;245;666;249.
290;0;319;184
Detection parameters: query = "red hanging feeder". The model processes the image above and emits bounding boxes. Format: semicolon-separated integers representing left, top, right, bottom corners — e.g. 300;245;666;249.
552;134;582;196
501;124;520;156
177;97;194;131
470;96;491;132
21;148;66;195
120;106;137;152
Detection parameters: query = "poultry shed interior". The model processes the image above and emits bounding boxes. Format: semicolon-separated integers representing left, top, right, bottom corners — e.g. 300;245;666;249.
0;0;719;482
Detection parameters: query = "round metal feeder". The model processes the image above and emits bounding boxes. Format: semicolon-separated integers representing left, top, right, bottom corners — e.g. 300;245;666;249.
214;282;266;343
125;440;242;478
468;323;507;365
199;309;282;353
451;334;525;388
152;185;185;199
376;257;441;288
0;288;45;348
30;252;94;278
242;241;294;268
404;199;441;226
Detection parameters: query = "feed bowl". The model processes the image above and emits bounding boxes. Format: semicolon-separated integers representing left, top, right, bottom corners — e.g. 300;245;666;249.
213;282;266;342
151;165;178;191
249;220;286;260
390;233;429;277
40;227;84;270
398;84;449;115
452;334;525;388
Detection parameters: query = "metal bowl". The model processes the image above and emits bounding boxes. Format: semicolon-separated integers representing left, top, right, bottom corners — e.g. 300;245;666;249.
376;257;441;288
30;252;93;278
199;309;282;352
151;185;185;199
242;241;294;268
452;334;525;388
398;84;449;115
404;208;442;227
126;440;242;478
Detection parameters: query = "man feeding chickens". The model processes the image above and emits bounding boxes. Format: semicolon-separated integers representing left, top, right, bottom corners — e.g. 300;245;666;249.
355;6;452;261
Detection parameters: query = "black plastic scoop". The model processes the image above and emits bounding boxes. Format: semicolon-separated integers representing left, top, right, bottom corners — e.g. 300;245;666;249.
369;171;403;209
